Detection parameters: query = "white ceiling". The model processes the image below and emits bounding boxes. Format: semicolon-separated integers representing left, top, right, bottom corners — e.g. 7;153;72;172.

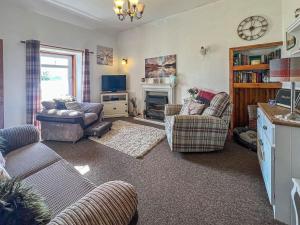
6;0;220;32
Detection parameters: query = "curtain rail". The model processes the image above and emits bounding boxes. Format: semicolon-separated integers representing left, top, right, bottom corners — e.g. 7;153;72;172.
20;41;94;54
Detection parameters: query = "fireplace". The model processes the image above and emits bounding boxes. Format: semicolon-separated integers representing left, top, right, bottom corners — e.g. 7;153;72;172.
134;83;175;125
145;92;168;121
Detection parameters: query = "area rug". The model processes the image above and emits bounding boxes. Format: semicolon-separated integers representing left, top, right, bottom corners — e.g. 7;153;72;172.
89;120;166;158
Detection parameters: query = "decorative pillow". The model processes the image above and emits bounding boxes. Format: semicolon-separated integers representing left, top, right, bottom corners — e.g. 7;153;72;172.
0;165;10;180
54;96;76;110
180;100;205;115
202;92;230;117
179;100;191;115
0;179;51;225
0;136;8;156
41;101;56;110
65;102;84;112
188;102;205;115
196;89;217;105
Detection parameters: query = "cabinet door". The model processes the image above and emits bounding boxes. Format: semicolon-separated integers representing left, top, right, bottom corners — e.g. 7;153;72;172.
257;129;275;205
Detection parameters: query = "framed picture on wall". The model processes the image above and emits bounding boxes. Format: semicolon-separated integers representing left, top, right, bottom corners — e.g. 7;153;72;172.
286;32;296;51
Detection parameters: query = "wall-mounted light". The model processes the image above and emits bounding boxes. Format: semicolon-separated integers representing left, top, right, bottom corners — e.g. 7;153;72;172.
200;46;208;56
121;58;128;65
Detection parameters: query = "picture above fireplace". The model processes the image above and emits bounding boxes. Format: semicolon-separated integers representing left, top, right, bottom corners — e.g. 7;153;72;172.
145;54;176;78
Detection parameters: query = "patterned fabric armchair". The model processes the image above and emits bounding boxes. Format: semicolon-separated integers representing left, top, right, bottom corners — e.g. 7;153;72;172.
165;94;233;153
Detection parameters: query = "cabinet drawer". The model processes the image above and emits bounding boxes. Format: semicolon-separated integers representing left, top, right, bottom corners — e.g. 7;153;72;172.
103;103;128;115
257;130;275;205
257;108;274;146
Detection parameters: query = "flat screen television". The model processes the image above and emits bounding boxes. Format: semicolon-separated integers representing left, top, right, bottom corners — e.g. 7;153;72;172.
101;75;126;92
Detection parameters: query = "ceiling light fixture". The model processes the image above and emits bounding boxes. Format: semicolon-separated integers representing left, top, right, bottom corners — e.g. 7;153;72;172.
113;0;145;22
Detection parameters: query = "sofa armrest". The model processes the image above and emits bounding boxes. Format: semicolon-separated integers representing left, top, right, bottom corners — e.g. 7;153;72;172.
49;181;138;225
164;104;182;116
0;125;39;152
80;103;103;116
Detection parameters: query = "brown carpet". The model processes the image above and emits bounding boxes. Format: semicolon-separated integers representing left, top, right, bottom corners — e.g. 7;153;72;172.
44;118;284;225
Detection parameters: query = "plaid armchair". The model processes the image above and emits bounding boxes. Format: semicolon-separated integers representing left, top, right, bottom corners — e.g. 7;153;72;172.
165;103;233;152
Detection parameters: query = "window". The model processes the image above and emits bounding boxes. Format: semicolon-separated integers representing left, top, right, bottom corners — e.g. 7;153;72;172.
40;53;75;101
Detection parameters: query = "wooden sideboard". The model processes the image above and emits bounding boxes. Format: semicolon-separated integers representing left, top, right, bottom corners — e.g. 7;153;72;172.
257;103;300;225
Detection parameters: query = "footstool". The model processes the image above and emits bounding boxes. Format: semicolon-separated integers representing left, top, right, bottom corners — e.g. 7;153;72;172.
84;121;112;138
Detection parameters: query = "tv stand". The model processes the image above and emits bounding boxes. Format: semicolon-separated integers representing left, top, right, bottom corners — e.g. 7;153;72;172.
100;92;128;118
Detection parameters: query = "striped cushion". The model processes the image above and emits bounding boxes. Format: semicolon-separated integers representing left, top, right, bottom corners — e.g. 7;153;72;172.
49;181;138;225
0;125;39;152
202;92;230;117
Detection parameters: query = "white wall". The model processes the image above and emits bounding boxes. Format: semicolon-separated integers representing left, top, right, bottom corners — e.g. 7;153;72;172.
118;0;283;112
0;1;119;127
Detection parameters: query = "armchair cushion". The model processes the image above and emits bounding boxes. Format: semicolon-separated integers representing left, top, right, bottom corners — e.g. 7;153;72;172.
202;92;230;117
0;125;40;153
42;101;56;110
179;100;205;115
164;104;182;116
49;181;138;225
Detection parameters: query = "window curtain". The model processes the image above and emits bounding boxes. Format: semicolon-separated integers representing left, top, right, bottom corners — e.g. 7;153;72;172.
26;40;41;126
83;49;91;102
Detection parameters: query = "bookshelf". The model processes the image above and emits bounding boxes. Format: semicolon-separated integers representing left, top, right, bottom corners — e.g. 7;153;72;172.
229;41;283;129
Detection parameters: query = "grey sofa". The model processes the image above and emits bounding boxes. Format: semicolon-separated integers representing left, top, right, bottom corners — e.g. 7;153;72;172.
0;125;138;225
37;102;103;142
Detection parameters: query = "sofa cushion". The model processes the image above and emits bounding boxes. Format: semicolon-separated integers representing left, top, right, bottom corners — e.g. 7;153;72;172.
202;92;230;117
42;101;56;110
5;143;61;179
0;165;10;180
84;113;98;126
23;160;95;217
65;102;84;112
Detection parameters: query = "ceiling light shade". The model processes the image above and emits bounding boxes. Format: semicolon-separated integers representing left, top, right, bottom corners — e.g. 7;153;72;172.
129;0;139;6
113;7;121;15
114;0;124;9
113;0;145;22
137;3;145;13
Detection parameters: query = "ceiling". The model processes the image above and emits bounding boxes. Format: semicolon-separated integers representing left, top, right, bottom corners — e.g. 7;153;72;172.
6;0;220;32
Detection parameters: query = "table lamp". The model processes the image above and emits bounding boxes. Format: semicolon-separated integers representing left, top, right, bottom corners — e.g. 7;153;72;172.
270;57;300;121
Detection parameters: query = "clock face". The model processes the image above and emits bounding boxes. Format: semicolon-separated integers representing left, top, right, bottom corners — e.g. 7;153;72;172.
237;16;268;41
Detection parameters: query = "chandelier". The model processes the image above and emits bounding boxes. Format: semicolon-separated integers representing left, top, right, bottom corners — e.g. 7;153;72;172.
113;0;145;22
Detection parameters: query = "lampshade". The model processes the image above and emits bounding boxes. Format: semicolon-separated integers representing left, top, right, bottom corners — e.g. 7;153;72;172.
129;0;139;6
270;57;300;82
137;3;145;13
114;0;124;9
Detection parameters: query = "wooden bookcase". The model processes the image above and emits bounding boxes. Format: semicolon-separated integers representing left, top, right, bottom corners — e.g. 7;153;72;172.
229;41;283;129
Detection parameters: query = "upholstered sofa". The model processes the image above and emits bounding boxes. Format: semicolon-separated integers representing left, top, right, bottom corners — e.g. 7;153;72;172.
36;102;103;142
165;92;233;152
0;125;138;225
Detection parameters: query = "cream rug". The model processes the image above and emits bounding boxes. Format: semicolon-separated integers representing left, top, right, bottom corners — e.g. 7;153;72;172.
89;120;166;158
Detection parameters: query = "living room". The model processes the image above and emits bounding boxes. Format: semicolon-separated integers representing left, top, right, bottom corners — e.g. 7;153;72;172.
1;0;300;224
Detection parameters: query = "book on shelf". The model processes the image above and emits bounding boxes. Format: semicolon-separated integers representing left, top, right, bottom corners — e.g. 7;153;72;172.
233;48;281;66
233;71;269;83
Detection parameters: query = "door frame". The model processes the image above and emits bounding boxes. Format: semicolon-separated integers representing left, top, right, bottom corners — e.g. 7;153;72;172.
0;40;3;128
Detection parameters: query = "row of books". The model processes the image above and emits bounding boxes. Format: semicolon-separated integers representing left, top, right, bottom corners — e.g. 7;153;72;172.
233;49;281;66
233;71;269;83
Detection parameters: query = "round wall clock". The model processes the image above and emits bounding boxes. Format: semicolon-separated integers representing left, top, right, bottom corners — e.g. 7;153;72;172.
237;16;268;41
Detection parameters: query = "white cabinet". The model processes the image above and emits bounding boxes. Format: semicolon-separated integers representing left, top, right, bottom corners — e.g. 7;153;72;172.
257;103;300;225
100;92;128;118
